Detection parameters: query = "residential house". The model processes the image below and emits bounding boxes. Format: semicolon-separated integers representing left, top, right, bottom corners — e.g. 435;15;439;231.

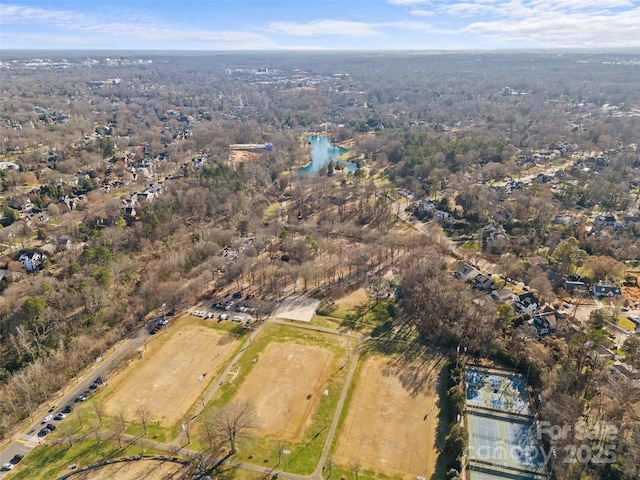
609;362;640;388
622;215;640;226
530;310;558;336
594;214;618;228
491;288;515;304
434;209;452;221
482;225;509;254
564;280;588;294
18;251;46;272
7;194;32;211
552;215;578;226
533;173;553;184
514;292;539;315
540;265;565;290
454;262;480;281
492;209;512;224
594;345;616;362
473;274;497;291
592;283;621;298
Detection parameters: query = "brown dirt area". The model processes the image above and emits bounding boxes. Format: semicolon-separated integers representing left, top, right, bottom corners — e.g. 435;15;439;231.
233;342;334;440
334;355;442;479
333;288;369;317
622;285;640;304
105;326;239;424
228;150;263;169
67;459;186;479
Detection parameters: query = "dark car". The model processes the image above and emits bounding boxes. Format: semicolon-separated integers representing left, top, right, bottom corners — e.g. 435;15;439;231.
10;454;24;464
38;428;50;436
89;382;99;389
46;423;57;431
232;291;242;299
62;404;73;414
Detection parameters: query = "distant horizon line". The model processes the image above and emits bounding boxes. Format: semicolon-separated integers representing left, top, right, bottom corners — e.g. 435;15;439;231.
2;47;640;55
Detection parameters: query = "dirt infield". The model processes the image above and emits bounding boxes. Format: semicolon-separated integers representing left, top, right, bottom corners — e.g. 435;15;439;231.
233;342;334;440
334;355;441;479
105;326;239;424
68;459;187;479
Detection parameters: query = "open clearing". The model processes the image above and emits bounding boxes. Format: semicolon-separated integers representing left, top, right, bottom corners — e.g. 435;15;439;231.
334;354;441;479
333;288;368;317
105;326;239;424
274;297;320;322
233;341;335;440
67;459;187;480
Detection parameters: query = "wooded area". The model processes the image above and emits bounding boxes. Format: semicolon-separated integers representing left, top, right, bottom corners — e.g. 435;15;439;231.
1;50;640;479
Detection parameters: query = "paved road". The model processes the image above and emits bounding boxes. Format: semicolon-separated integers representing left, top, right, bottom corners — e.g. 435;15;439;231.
0;330;149;477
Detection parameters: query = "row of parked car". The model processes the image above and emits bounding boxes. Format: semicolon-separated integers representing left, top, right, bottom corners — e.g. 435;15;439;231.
37;379;101;437
2;454;23;471
192;308;253;325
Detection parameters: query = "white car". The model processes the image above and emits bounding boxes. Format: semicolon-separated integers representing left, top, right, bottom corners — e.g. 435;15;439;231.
41;414;53;424
2;463;14;470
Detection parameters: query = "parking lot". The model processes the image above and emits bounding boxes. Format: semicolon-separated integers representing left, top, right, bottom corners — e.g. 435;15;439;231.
191;292;257;325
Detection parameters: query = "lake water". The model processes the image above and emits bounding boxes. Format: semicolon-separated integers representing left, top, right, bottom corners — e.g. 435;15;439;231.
299;135;357;173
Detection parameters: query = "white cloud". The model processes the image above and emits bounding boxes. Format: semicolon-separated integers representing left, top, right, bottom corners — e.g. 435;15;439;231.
464;8;640;47
267;20;382;37
443;2;500;16
410;9;436;16
388;0;432;5
0;2;275;48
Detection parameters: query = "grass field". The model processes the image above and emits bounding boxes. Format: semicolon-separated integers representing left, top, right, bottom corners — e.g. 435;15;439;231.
193;323;351;475
331;288;369;319
333;354;442;480
104;323;240;425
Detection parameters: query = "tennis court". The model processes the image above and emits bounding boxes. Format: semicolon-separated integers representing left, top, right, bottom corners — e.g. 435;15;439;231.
466;367;531;416
465;367;546;480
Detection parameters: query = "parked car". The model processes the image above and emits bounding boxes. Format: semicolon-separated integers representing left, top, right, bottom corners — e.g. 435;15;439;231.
75;394;87;402
46;423;56;431
53;413;66;421
62;404;73;413
219;313;229;321
3;454;23;469
38;427;51;436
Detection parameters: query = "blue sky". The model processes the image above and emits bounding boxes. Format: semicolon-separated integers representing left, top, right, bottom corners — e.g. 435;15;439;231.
1;0;639;50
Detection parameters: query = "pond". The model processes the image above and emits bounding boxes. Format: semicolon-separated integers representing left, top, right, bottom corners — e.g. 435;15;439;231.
298;135;358;174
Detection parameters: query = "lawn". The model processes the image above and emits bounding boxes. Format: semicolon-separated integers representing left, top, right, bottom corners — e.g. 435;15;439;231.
8;439;167;480
617;316;636;332
191;323;351;476
263;203;281;223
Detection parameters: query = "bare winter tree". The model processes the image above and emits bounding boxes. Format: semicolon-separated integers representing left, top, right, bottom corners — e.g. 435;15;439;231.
209;400;256;455
136;405;152;436
112;407;128;448
92;400;107;427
